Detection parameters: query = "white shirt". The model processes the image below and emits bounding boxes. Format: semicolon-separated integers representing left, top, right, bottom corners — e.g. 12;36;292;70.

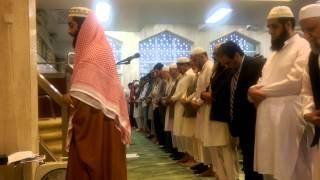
193;60;214;105
171;68;195;102
257;34;310;97
254;34;312;180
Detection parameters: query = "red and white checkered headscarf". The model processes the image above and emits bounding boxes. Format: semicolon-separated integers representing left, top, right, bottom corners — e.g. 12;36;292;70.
70;12;130;144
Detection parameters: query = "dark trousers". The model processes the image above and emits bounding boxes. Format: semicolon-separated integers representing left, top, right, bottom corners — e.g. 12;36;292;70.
239;130;263;180
159;106;166;145
129;102;136;128
154;107;165;145
143;106;150;132
164;131;173;151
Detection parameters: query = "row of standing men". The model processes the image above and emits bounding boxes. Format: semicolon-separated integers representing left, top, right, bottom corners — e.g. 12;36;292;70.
129;42;263;180
127;4;320;180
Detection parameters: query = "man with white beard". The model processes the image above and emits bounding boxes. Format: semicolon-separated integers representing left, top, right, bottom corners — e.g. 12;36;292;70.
299;4;320;180
249;6;312;180
189;47;214;175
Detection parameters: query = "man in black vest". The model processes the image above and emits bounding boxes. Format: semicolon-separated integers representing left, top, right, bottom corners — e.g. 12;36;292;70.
215;41;265;180
300;4;320;179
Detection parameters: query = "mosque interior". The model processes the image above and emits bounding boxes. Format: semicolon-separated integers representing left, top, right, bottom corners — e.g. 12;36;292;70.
0;0;317;179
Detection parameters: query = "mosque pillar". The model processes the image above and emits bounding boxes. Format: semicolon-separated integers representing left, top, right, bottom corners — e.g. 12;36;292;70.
0;0;38;179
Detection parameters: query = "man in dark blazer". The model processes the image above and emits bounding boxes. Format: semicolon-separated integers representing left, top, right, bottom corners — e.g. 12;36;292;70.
215;41;265;180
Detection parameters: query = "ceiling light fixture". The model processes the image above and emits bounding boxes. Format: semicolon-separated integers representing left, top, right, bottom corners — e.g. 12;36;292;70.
205;7;232;24
95;2;111;22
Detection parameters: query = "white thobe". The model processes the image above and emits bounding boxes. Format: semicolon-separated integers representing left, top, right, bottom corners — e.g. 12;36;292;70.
140;82;149;108
180;74;197;138
183;74;200;157
254;34;312;180
194;60;214;141
195;60;236;179
192;60;230;146
171;69;195;138
179;74;198;154
192;60;214;164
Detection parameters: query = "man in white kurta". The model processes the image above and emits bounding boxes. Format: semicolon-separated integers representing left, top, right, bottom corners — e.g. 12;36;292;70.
249;6;312;180
162;64;177;152
180;68;198;164
191;47;236;178
189;48;215;176
299;4;320;180
170;57;195;156
164;64;179;133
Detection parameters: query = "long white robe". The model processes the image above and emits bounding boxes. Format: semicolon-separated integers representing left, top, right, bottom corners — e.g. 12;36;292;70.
186;60;235;173
183;74;200;157
179;74;198;154
180;75;197;138
254;34;312;180
201;105;231;147
194;60;214;141
193;60;230;146
192;60;214;164
172;69;195;137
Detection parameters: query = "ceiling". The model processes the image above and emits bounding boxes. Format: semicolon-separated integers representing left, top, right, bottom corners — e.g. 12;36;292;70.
36;0;316;57
37;0;316;31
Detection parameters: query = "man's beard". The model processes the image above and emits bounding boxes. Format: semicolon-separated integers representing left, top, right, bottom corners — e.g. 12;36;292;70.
271;29;290;51
310;39;320;54
71;30;79;48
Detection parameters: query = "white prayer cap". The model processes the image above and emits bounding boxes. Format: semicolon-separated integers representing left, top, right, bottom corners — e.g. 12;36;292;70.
191;47;206;55
169;63;177;69
69;7;91;17
267;6;294;19
299;4;320;21
176;57;190;64
162;65;170;72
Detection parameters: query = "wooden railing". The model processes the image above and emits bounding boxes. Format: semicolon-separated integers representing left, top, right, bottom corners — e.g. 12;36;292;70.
38;73;69;157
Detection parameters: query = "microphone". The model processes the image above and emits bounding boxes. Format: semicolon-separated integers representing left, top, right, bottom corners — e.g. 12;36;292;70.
116;53;140;65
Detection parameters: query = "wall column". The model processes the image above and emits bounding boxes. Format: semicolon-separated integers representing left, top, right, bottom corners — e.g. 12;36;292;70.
0;0;38;179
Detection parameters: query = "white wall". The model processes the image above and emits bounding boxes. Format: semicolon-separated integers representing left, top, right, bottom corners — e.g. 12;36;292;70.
106;24;271;87
105;31;140;86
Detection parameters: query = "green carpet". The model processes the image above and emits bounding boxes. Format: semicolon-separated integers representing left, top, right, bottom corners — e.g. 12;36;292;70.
127;132;214;180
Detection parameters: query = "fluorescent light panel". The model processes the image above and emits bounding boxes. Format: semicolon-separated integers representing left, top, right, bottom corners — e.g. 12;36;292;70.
206;7;232;24
95;2;111;22
239;0;290;1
